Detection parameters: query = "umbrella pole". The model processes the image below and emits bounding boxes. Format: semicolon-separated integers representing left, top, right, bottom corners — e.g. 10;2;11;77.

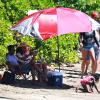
57;36;60;72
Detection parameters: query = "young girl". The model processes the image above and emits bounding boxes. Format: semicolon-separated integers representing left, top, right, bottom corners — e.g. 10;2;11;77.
76;75;100;93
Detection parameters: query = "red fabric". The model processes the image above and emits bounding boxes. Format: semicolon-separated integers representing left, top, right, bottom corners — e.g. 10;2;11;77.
80;76;94;85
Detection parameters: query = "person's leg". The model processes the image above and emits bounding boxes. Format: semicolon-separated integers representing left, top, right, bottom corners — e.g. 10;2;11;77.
21;63;31;74
81;49;88;78
81;84;89;92
94;45;99;73
37;64;43;82
84;56;90;75
94;82;100;93
88;47;96;75
97;52;100;67
42;63;48;82
12;65;21;74
29;57;39;81
30;63;37;82
88;84;94;92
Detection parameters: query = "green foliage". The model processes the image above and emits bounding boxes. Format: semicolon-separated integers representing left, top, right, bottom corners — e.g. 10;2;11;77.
0;0;100;68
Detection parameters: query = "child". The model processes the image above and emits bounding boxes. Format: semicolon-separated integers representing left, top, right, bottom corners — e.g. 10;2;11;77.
76;75;100;93
35;57;47;83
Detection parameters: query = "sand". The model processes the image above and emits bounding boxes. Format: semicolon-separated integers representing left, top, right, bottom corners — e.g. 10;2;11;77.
0;62;100;100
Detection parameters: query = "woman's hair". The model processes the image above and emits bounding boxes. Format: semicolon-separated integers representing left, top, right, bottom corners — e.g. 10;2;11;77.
89;75;99;86
16;46;24;55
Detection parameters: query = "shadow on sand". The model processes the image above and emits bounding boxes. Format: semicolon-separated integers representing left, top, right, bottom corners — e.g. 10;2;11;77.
0;96;16;100
11;79;74;90
1;68;100;91
0;68;81;90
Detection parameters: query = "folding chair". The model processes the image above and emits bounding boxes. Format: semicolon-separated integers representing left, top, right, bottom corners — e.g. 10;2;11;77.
6;64;32;80
15;69;31;80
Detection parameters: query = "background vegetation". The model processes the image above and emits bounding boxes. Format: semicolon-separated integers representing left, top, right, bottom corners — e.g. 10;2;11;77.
0;0;100;68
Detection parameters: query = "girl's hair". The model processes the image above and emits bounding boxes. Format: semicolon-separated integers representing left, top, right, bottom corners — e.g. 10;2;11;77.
94;74;99;82
16;46;24;55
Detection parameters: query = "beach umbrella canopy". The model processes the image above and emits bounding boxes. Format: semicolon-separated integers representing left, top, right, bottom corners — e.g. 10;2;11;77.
11;7;93;41
88;16;100;31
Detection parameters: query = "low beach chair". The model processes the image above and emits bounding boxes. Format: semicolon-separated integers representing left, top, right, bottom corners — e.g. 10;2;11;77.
6;63;32;80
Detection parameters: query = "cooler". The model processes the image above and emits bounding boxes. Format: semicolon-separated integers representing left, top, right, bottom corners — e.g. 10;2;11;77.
47;71;63;87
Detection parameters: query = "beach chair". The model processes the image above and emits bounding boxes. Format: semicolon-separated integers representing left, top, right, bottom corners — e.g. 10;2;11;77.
6;63;32;80
15;67;31;80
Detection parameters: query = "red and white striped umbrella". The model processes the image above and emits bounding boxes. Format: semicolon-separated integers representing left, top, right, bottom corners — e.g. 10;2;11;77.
11;7;92;40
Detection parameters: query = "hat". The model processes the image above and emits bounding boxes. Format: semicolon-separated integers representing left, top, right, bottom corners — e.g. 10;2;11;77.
91;11;99;19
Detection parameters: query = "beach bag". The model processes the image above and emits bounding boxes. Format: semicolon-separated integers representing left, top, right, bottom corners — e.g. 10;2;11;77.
1;71;15;84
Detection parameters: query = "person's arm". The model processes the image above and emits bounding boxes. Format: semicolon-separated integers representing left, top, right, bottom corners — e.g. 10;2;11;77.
16;54;25;65
6;61;13;70
78;34;83;44
6;55;13;70
16;53;26;60
78;33;84;51
94;83;100;93
88;84;93;92
94;31;100;47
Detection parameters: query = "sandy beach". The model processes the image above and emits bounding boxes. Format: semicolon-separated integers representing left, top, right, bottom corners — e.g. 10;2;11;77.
0;63;100;100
